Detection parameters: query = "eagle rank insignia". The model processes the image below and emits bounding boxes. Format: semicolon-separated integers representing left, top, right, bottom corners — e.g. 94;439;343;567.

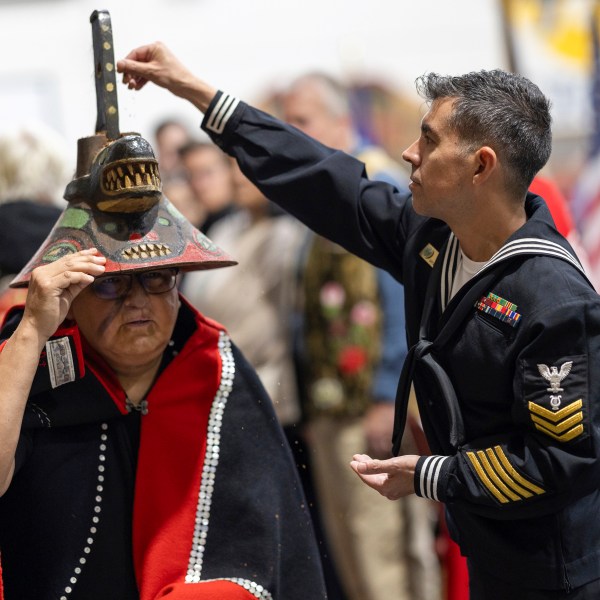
537;361;572;410
522;355;586;444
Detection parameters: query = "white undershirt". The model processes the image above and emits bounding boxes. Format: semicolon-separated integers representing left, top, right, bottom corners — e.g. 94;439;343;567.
449;248;488;300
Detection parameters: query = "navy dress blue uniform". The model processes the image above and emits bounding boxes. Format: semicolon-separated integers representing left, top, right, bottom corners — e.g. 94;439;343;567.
200;92;600;595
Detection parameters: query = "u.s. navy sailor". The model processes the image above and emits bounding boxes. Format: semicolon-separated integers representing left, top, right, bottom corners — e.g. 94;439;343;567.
117;42;600;598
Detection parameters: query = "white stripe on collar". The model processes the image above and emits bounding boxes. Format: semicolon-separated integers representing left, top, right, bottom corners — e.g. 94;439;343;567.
481;237;585;275
438;235;586;312
205;93;240;135
440;233;460;311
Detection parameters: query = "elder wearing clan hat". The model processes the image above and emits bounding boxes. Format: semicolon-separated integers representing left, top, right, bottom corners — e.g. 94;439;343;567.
0;12;326;600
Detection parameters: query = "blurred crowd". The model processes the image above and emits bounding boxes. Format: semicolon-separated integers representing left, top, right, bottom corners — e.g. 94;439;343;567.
0;70;596;600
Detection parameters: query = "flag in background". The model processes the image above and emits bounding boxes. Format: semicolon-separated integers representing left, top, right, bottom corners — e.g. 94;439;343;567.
502;0;600;288
570;0;600;286
589;1;600;158
501;0;594;139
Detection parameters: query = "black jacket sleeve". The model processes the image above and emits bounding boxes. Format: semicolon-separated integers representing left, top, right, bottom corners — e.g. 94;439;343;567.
201;91;419;284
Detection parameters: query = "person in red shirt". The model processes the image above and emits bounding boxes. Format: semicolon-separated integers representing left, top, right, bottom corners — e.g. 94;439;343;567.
530;175;597;290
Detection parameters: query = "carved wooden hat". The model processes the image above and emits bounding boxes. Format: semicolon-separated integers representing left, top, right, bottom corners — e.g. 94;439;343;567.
10;11;235;288
10;133;236;287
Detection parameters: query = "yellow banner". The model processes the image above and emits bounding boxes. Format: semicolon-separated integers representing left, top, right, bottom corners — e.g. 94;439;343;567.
502;0;599;137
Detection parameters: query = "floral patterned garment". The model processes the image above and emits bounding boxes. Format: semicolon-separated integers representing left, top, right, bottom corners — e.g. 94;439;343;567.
302;235;382;418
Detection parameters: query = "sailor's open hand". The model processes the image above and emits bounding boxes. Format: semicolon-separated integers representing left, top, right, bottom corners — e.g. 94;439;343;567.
350;453;419;500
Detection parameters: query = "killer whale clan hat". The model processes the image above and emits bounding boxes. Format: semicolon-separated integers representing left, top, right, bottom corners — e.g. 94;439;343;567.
10;10;236;288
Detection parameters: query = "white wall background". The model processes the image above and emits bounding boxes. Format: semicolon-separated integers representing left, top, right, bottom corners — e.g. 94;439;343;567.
0;0;506;172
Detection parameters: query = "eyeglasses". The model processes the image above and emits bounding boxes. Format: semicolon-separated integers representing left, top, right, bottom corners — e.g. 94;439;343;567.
91;268;179;300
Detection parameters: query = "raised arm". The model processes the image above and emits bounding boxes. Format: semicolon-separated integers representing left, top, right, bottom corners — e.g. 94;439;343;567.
118;43;419;282
117;42;217;113
0;250;105;495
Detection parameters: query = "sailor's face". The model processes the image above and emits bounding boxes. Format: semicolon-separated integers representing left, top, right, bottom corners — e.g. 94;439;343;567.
402;98;473;222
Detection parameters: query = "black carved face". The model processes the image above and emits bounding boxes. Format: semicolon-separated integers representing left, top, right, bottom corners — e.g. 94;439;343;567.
65;134;163;212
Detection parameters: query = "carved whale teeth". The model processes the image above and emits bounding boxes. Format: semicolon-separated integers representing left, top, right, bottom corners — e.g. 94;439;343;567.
121;243;173;260
102;160;161;195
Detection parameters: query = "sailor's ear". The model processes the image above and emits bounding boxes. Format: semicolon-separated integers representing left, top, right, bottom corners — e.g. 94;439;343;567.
472;146;497;185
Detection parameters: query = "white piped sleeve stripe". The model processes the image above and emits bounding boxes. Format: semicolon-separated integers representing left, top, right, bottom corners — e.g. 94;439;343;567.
205;93;240;135
418;455;450;501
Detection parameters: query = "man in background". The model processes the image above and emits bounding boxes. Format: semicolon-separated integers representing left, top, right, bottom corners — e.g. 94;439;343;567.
179;141;236;233
153;118;191;184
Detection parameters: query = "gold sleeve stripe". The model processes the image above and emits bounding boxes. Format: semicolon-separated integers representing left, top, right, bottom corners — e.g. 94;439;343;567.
493;446;545;495
531;412;583;434
476;451;521;501
466;451;510;504
528;399;582;423
484;448;533;498
534;423;584;443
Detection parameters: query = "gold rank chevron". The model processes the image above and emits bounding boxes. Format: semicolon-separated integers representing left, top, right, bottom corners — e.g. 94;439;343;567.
528;399;584;443
466;446;545;504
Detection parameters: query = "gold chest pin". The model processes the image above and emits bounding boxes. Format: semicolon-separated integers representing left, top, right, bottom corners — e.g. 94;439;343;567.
419;243;439;268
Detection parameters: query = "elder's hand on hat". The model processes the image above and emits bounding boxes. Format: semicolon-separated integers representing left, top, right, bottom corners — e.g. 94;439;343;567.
21;249;106;341
117;42;217;113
